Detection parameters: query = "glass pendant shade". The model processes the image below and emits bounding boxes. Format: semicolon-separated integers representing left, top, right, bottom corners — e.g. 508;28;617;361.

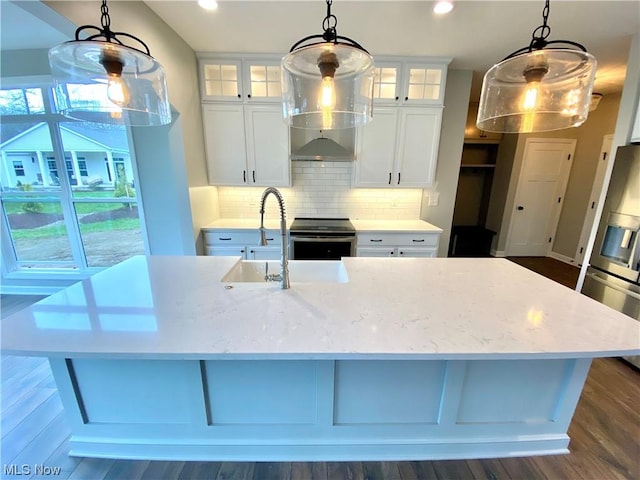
49;41;171;126
477;49;596;133
282;43;374;129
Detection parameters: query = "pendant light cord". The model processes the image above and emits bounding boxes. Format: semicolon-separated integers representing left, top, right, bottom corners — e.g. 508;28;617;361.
529;0;551;50
503;0;587;60
322;0;338;42
73;0;154;57
288;0;369;54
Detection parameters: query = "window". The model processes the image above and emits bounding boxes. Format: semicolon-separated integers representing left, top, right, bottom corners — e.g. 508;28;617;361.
0;88;45;115
12;160;25;177
47;158;59;184
78;159;88;177
0;85;147;274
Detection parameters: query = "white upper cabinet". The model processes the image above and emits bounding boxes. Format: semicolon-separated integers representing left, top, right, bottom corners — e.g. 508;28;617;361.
244;105;290;186
353;109;398;186
371;57;449;106
198;55;283;103
371;61;403;105
401;63;447;105
200;59;244;102
354;107;443;188
198;54;290;187
203;104;290;187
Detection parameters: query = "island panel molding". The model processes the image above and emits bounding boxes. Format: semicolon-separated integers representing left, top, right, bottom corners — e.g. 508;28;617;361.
48;356;590;461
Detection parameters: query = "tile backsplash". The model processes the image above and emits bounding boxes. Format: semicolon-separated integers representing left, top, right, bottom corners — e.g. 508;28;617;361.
217;161;423;220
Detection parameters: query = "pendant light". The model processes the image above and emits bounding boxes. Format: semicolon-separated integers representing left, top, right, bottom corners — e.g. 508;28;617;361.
477;0;596;134
48;0;171;126
281;0;374;130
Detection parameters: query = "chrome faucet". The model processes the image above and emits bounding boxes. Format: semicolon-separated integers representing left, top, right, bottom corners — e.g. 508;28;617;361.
259;187;290;289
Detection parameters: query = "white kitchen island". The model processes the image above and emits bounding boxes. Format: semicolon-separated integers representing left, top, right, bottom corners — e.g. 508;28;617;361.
2;256;639;461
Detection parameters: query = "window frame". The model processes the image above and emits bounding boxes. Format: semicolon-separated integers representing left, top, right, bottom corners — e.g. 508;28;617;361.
0;78;150;283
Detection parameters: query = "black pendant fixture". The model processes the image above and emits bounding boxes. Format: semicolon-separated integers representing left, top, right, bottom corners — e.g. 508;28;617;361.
281;0;375;130
477;0;597;134
48;0;171;126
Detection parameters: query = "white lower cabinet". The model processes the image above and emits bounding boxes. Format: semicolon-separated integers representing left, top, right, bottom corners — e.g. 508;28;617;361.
247;246;281;260
357;232;439;257
204;229;282;260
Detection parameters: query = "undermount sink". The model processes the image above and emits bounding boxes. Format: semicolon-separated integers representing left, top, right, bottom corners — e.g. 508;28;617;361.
221;260;349;284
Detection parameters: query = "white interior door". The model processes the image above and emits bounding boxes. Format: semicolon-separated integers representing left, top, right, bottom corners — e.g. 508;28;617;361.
575;134;614;265
507;139;576;256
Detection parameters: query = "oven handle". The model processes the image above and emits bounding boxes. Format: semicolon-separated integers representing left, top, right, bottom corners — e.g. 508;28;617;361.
290;236;356;243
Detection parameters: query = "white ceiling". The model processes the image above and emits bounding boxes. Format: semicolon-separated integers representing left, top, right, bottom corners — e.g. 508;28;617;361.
144;0;640;100
1;0;639;101
0;1;74;51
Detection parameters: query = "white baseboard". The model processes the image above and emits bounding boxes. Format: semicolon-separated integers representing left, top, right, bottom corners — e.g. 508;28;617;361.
491;249;506;258
548;251;576;266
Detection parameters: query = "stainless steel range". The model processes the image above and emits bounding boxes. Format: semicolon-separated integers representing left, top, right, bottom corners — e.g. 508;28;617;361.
289;218;356;260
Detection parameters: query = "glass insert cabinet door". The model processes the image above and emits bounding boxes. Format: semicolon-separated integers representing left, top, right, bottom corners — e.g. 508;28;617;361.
404;66;444;103
372;64;401;103
199;59;283;102
202;61;243;100
370;61;447;105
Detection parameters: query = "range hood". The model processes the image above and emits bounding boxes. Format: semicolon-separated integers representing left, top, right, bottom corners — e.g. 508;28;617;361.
290;137;355;162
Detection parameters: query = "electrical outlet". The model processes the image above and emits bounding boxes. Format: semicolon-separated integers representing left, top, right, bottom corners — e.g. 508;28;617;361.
427;191;440;206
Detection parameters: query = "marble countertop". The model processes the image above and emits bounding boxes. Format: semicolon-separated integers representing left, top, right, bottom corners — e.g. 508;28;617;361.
203;218;441;233
351;219;442;233
202;218;292;230
2;256;639;360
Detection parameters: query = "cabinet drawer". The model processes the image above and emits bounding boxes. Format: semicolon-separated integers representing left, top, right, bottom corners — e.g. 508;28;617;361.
204;231;258;246
357;232;439;247
397;247;437;258
357;247;396;257
206;246;247;257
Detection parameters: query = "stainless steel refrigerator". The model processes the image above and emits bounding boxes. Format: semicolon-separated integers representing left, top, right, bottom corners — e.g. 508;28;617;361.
582;144;640;369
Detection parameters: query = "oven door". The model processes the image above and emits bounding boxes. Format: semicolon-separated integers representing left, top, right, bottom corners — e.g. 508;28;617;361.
290;236;356;260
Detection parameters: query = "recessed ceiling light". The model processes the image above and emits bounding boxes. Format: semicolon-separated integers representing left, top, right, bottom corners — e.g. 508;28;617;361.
434;1;453;14
198;0;218;11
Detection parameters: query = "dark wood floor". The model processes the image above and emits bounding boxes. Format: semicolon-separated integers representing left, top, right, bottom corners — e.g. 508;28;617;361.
507;256;581;289
1;258;639;480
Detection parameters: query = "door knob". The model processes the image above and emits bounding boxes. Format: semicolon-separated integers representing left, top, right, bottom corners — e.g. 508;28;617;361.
517;205;525;211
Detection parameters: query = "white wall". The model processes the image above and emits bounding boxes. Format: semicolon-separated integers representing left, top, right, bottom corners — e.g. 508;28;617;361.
421;69;473;257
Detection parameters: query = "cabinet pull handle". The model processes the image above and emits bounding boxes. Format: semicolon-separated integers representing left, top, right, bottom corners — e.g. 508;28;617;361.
399;251;404;255
390;251;395;255
237;94;241;98
412;239;425;243
395;96;399;101
370;239;383;243
388;172;392;185
250;249;254;253
243;170;246;183
266;238;274;241
252;170;256;182
404;96;408;101
397;173;401;184
247;94;251;98
219;237;232;241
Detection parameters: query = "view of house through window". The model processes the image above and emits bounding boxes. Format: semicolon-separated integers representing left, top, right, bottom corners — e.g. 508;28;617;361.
0;85;146;272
